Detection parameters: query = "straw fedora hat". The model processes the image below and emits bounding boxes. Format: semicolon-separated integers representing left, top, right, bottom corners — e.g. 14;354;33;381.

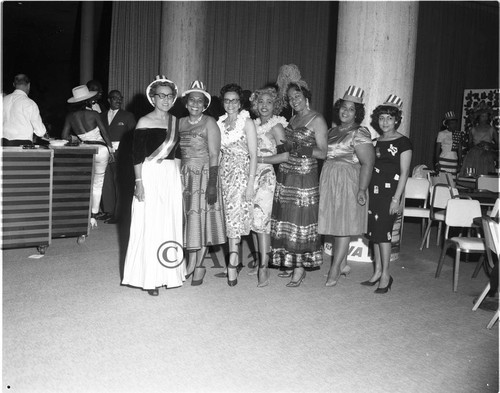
182;80;212;109
146;74;178;106
67;85;98;103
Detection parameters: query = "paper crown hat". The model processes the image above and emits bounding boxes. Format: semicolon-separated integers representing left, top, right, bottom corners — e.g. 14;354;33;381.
342;85;364;104
146;74;178;106
382;94;403;109
182;80;212;108
67;85;98;103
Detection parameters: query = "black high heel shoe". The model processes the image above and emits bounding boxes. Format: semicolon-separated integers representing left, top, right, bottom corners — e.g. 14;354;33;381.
147;288;159;296
191;267;206;286
360;277;381;286
374;276;393;294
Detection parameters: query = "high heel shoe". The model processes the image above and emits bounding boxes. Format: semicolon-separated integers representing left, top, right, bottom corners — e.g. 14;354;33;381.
374;276;393;294
227;264;238;287
185;265;196;280
360;277;381;286
325;268;342;287
191;267;206;286
324;265;351;278
257;266;270;287
278;270;293;278
286;271;306;287
340;265;351;277
147;288;159;296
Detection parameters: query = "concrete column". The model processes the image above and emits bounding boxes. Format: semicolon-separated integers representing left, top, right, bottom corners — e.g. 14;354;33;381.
80;1;95;84
160;2;208;94
333;2;419;137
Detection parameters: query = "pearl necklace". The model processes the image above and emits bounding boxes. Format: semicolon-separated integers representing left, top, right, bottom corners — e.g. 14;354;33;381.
188;115;203;125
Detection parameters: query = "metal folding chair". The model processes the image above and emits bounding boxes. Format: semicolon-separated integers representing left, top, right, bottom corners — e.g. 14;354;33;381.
435;199;485;292
472;216;499;329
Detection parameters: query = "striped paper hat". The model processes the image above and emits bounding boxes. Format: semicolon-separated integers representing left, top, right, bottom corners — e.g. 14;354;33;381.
342;85;364;104
182;80;212;109
146;74;178;106
444;111;458;121
383;94;403;108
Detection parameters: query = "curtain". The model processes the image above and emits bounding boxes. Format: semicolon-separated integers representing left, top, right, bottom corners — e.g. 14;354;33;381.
205;2;334;117
108;1;162;119
409;1;499;168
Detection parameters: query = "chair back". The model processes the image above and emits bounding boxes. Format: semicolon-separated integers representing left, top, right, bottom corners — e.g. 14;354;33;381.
477;175;499;193
481;217;499;270
429;184;454;219
427;172;453;187
405;178;430;204
490;198;500;218
445;199;482;228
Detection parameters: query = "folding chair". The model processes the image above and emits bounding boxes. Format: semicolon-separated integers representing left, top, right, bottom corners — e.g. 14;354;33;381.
401;178;430;242
477;175;499;193
427;171;453;188
472;216;499;329
419;184;457;250
472;198;499;278
435;199;485;292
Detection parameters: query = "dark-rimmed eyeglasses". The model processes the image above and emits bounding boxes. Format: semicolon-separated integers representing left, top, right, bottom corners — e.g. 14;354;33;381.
155;93;175;100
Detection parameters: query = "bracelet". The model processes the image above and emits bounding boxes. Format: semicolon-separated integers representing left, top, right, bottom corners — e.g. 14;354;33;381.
391;196;399;203
135;178;142;182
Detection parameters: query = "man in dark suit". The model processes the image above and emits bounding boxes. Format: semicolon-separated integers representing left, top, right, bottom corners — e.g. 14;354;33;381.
100;90;136;223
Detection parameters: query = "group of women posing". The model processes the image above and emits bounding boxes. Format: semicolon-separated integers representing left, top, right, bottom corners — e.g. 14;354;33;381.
121;70;412;296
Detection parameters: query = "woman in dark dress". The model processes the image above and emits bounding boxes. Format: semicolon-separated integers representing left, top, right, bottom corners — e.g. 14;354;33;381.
362;95;412;294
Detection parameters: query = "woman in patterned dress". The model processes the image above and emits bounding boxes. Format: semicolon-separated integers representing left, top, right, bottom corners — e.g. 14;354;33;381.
218;83;258;286
318;86;375;287
179;81;226;286
122;75;186;296
249;86;288;287
271;81;328;287
363;95;412;294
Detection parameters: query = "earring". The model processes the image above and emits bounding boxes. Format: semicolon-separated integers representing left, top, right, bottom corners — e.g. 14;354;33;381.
306;99;310;110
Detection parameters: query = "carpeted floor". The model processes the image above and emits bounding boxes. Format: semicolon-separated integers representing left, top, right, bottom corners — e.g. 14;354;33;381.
2;220;498;393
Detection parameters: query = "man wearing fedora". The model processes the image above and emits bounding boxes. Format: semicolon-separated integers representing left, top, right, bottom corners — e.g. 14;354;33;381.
2;74;48;146
100;90;137;223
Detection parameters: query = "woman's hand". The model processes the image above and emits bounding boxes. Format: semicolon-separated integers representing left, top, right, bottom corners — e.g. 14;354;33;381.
134;181;145;202
389;199;400;215
357;189;367;206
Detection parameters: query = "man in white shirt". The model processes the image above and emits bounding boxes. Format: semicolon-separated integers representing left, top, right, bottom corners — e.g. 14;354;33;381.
2;74;47;145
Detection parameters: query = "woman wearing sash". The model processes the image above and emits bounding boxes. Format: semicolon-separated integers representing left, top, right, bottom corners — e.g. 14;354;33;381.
122;75;186;296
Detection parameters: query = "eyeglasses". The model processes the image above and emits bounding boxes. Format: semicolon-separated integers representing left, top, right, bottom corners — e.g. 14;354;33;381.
155;93;175;100
223;98;240;105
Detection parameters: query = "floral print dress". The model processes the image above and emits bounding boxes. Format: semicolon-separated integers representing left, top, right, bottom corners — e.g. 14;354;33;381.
251;116;288;234
218;110;253;239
